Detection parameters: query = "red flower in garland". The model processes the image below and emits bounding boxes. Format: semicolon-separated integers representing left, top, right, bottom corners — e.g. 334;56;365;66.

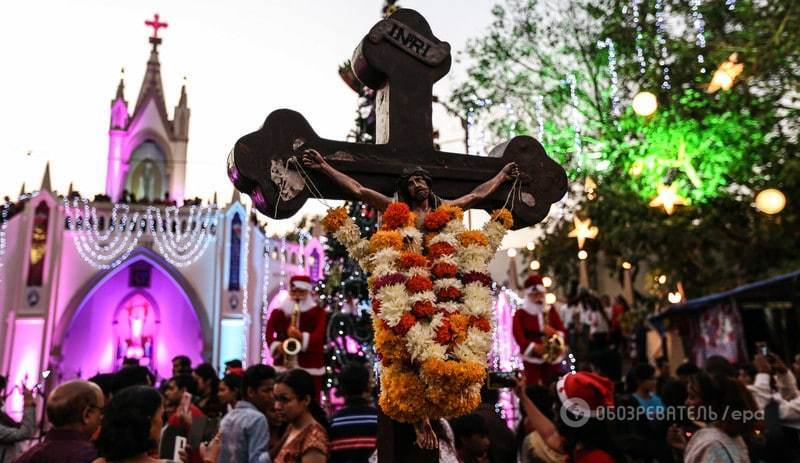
412;300;436;318
381;202;412;230
428;242;456;259
406;275;433;293
431;262;457;279
470;316;491;332
435;318;452;344
393;313;417;336
372;299;382;315
399;252;428;269
436;286;462;301
423;210;450;231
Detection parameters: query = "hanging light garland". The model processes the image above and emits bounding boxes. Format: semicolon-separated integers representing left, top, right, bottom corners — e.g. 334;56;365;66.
689;0;707;73
568;216;599;249
649;183;690;215
534;95;545;141
567;74;584;171
630;0;646;76
65;198;145;270
150;206;219;268
261;238;272;360
597;39;621;116
280;236;287;290
240;213;251;365
725;0;736;11
654;0;671;90
0;204;8;284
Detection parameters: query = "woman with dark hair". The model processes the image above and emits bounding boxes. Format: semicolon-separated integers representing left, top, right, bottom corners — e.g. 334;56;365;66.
667;372;759;462
272;369;329;463
217;372;242;415
93;385;166;463
513;372;623;463
192;363;222;418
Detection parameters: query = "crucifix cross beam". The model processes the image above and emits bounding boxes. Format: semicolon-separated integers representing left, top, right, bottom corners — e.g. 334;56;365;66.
145;13;168;43
228;9;567;229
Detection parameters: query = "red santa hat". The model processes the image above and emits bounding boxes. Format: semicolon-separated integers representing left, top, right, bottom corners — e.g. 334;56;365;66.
556;372;615;418
289;274;313;292
524;274;546;294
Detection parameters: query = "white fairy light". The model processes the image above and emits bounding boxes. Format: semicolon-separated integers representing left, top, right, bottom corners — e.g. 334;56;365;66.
654;0;671;90
150;206;218;267
725;0;735;10
280;237;287;290
567;74;583;170
241;213;251;365
597;39;621;116
534;95;545;141
64;198;144;270
0;204;8;283
261;238;272;360
690;0;706;73
631;0;646;76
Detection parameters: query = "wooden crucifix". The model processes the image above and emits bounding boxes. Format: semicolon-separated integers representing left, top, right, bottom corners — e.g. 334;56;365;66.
228;9;567;229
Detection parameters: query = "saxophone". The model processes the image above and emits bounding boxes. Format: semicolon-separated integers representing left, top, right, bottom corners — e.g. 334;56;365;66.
282;302;302;369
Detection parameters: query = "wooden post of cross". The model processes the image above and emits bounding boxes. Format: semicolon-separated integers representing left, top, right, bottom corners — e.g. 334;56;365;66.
228;9;567;229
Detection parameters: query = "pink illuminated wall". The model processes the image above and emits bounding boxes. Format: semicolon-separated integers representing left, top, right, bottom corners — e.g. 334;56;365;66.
59;258;203;382
5;318;45;421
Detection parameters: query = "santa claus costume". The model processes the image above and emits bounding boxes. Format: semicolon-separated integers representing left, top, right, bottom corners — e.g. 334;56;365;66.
512;274;566;385
266;275;327;398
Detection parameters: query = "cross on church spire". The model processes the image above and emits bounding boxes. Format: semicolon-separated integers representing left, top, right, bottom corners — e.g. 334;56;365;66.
145;13;168;48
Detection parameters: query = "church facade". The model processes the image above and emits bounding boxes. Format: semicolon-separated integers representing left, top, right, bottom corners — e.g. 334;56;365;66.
0;25;324;418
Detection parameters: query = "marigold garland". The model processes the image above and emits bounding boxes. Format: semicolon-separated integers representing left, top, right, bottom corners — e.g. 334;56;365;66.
323;201;515;423
381;202;412;230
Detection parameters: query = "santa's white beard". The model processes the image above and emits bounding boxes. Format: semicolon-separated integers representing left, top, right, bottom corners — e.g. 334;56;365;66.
523;299;545;316
281;294;315;314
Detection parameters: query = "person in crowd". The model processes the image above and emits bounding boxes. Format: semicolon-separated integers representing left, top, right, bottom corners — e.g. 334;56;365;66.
163;375;204;432
449;414;490;463
675;361;700;384
737;363;758;386
225;360;244;376
328;362;377;463
586;296;612;352
93;385;165;463
630;363;664;421
266;275;327;400
121;358;141;368
513;371;622;463
110;366;153;395
472;387;516;463
609;295;628;350
793;354;800;380
14;380;103;463
272;369;329;463
518;384;559;463
667;371;759;462
704;355;737;379
512;273;566;385
748;353;800;418
655;356;672;395
218;372;243;415
0;379;35;463
193;363;223;418
587;349;623;387
218;364;275;463
88;374;114;404
172;356;192;377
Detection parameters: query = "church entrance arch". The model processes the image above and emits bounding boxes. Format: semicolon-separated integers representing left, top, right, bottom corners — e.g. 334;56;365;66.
54;248;209;382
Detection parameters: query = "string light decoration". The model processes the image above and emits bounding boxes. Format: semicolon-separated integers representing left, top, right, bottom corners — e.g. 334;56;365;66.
632;91;658;116
490;289;524;427
631;0;646;76
150;205;218;268
597;39;621;116
261;238;272;361
649;183;689;215
65;198;145;270
279;237;287;290
707;53;744;93
567;74;584;170
690;0;707;73
725;0;736;10
754;189;786;215
240;214;251;365
534;95;545;141
567;216;599;249
0;204;8;283
654;0;671;90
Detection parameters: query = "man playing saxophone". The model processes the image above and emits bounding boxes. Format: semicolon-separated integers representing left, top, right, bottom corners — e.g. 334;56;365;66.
266;274;327;399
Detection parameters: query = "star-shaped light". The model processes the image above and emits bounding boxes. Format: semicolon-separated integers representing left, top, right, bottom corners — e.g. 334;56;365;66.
568;216;599;249
707;53;744;93
649;183;689;215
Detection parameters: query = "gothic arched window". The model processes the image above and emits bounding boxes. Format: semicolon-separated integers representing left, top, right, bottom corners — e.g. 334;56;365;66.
228;213;242;291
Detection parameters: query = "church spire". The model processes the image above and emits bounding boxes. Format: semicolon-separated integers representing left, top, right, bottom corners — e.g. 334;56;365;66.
134;14;170;121
40;162;52;192
173;76;190;140
110;68;129;129
115;68;125;100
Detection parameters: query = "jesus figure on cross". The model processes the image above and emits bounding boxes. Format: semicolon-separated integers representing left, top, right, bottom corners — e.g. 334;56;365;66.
301;148;519;216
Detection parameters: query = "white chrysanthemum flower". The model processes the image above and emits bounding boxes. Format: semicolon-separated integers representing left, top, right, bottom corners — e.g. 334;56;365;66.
438;301;461;313
335;221;361;246
377;283;410;327
406;322;446;363
371;248;400;267
433;278;463;291
372;263;398;278
406;266;431;278
462;283;493;317
409;290;436;304
483;222;506;251
443;219;465;234
432;254;458;267
453;327;493;363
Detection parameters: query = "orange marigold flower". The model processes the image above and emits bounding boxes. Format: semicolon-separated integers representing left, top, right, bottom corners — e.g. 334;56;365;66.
448;313;470;343
399;252;428;269
439;204;464;222
381;202;412;230
322;207;349;233
491;208;514;229
406;275;433;293
369;230;403;253
431;262;457;279
470;316;491;332
428;242;455;259
435;318;452;345
374;322;410;364
411;300;436;318
436;286;461;301
393;313;417;336
423;210;450;231
458;230;488;247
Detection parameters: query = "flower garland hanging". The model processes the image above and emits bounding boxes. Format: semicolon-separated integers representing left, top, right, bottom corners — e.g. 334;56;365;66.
323;201;513;422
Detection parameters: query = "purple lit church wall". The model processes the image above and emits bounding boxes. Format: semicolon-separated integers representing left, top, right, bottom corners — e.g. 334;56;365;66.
59;258;204;382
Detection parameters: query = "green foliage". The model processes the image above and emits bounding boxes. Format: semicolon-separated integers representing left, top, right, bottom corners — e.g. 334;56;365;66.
453;0;800;299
